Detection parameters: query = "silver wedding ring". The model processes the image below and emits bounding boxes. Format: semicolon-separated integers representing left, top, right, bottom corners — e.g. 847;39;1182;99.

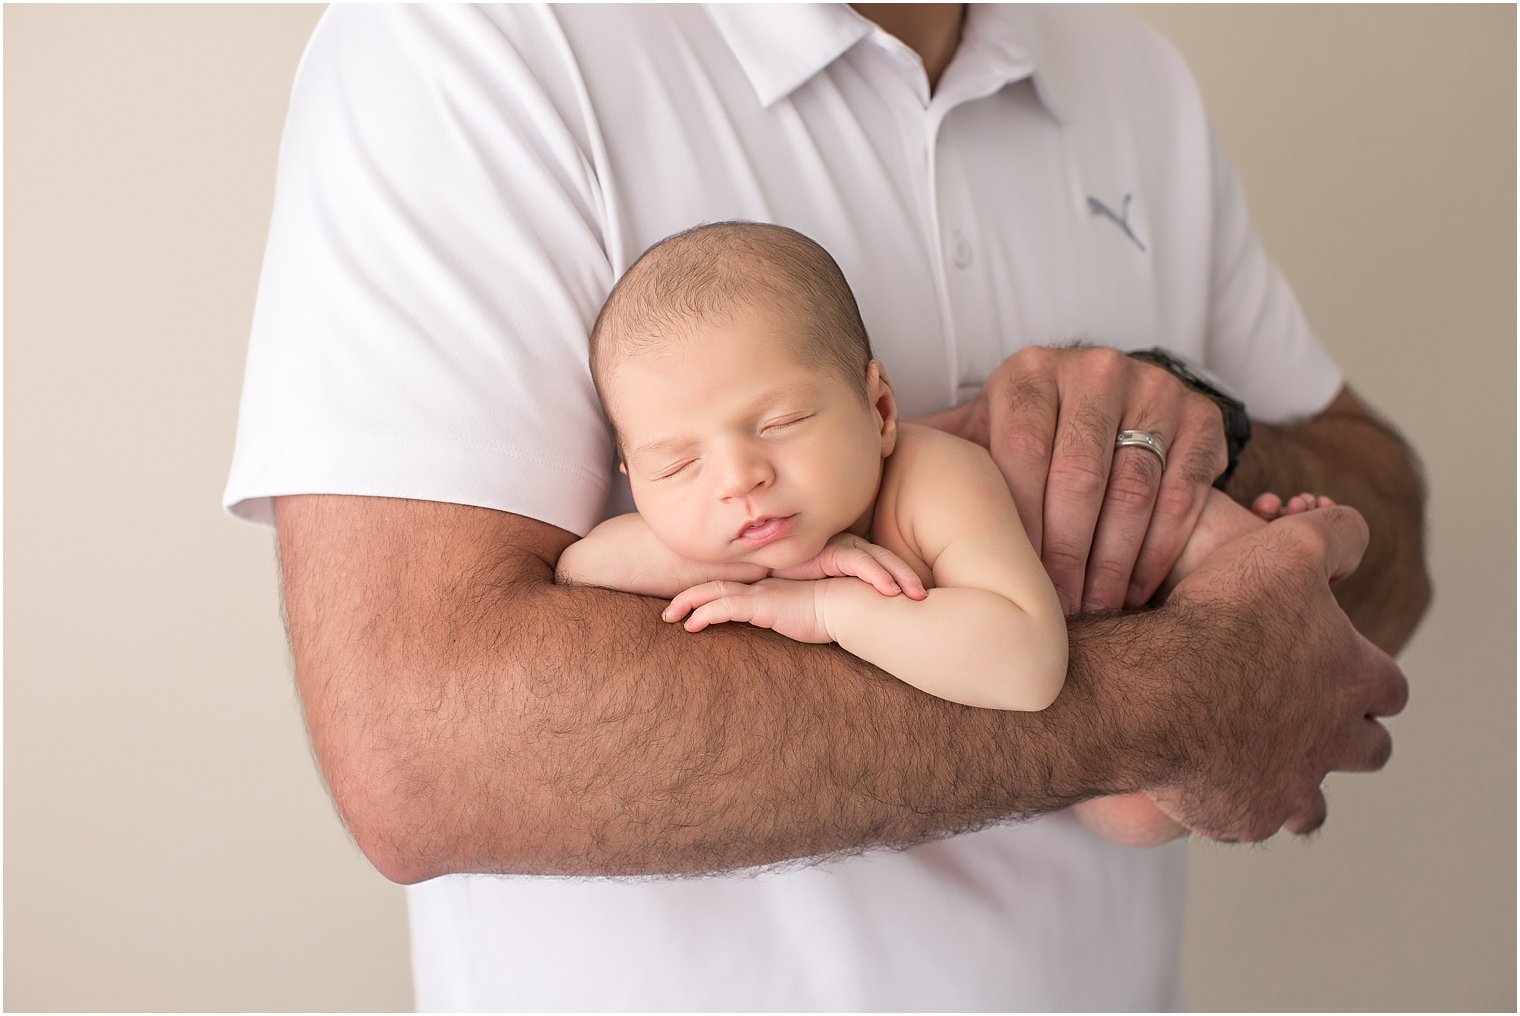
1115;429;1167;469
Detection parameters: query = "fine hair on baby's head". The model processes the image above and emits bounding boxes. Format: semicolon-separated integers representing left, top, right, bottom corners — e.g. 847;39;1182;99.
591;221;873;427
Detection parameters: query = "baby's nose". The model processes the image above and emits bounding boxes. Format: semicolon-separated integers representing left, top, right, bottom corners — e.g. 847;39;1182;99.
716;450;773;499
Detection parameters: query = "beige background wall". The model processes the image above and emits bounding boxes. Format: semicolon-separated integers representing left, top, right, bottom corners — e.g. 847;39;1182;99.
5;4;1513;1011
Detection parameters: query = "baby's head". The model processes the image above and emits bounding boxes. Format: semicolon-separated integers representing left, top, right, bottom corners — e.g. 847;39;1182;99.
592;221;876;414
591;221;899;568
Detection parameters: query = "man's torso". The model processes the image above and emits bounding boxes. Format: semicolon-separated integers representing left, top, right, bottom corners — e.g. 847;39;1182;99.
230;4;1341;1009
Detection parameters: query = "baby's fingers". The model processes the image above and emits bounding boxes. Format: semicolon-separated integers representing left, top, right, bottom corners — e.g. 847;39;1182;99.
867;547;927;600
664;580;745;624
777;544;898;594
835;548;902;596
684;594;756;633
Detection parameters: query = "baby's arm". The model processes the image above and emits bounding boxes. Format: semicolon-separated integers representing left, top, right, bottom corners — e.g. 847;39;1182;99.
556;513;769;597
558;514;923;601
823;436;1068;709
670;430;1067;710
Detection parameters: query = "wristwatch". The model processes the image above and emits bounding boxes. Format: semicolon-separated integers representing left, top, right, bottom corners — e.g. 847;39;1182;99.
1128;347;1252;489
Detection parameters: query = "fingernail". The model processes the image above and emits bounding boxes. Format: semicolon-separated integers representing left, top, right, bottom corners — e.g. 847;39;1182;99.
1127;582;1145;606
1058;592;1076;616
1082;600;1105;615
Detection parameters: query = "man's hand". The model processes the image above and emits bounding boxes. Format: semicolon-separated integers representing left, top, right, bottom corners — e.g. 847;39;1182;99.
1141;505;1409;840
919;346;1228;616
1226;387;1430;654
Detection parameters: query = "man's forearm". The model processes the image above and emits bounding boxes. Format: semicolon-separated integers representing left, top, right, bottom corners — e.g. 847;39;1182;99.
285;501;1181;884
1225;386;1431;652
281;494;1405;880
338;577;1182;882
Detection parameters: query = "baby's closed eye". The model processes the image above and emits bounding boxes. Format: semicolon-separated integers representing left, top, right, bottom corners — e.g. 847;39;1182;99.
761;412;813;433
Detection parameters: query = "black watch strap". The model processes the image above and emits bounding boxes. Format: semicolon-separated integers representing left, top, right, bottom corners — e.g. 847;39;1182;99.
1128;347;1252;489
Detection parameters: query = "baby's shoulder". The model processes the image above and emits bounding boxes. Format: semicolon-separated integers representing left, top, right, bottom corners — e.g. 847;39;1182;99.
879;423;1006;535
875;424;1012;572
886;422;1001;488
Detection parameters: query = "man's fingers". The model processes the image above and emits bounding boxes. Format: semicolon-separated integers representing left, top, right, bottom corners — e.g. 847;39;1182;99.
984;358;1059;558
1283;788;1329;837
1124;421;1222;605
1290;504;1371;583
1373;666;1411;720
1040;394;1127;612
1082;443;1165;611
1332;717;1396;774
1349;626;1411;720
974;345;1241;613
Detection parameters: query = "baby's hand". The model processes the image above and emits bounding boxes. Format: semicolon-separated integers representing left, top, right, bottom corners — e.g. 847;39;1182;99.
1251;491;1337;521
663;577;836;643
769;533;928;600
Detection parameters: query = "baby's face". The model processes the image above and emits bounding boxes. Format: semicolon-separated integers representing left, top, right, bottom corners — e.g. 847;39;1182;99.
608;305;895;570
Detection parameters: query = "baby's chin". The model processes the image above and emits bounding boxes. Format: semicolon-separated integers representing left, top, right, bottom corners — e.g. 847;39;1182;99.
682;539;823;573
743;537;830;572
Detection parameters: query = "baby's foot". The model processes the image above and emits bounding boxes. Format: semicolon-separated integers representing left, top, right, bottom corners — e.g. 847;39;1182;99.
1251;491;1336;521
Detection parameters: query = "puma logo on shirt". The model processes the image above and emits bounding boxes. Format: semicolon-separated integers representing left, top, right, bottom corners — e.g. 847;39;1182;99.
1088;193;1146;252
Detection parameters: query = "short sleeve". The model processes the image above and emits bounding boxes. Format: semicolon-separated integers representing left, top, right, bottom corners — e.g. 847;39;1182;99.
223;5;615;534
1201;120;1344;423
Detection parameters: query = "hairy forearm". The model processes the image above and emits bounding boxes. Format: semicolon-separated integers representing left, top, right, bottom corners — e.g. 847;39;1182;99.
1225;387;1431;652
282;493;1407;871
305;554;1176;883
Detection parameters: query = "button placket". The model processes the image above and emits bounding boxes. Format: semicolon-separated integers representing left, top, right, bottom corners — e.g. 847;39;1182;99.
952;230;973;268
935;111;1004;400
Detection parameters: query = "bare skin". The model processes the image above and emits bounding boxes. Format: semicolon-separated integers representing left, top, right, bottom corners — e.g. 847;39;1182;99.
852;6;1430;652
271;5;1425;883
922;350;1430;654
1226;390;1429;653
277;484;1406;882
1072;489;1337;847
850;5;965;90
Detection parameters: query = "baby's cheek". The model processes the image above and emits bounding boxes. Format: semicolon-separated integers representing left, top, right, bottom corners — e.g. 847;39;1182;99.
652;508;727;564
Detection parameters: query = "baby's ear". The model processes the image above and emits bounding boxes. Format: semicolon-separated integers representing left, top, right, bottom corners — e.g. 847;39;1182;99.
867;359;900;456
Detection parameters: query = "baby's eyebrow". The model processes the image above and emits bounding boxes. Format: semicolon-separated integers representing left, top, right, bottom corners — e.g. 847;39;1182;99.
752;380;819;406
628;435;693;460
627;381;821;460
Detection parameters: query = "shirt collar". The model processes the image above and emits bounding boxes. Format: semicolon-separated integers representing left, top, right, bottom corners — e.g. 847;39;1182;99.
959;5;1065;120
706;4;872;108
707;3;1063;120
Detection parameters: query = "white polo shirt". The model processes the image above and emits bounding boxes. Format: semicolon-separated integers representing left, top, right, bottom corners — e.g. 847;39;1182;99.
226;4;1342;1010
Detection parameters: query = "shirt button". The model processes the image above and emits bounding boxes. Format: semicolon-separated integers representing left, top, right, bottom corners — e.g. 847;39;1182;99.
952;232;973;268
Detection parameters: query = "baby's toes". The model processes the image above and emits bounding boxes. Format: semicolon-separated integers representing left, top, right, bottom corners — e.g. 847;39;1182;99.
1285;492;1318;515
1251;492;1284;520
